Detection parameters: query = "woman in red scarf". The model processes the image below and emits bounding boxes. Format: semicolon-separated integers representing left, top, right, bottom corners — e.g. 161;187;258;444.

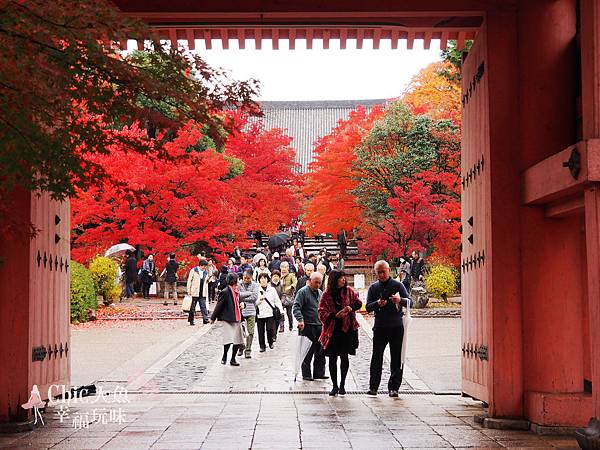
318;269;362;396
210;272;245;366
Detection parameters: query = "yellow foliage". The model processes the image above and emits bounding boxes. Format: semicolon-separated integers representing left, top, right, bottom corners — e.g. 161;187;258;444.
89;256;120;304
425;264;458;300
402;61;461;122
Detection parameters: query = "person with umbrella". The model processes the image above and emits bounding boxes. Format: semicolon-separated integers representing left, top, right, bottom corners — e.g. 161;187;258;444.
318;270;362;396
268;232;289;252
292;272;327;381
366;260;412;397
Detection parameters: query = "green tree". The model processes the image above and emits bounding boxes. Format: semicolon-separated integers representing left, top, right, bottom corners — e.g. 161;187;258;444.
440;40;474;82
352;102;459;223
0;0;258;203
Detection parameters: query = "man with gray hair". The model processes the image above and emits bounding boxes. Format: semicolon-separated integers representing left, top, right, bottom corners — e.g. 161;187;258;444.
293;272;327;381
238;268;259;358
296;262;315;292
366;260;412;397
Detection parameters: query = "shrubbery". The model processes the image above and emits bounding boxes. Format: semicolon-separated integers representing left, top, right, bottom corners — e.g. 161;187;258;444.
425;264;458;300
70;261;96;323
89;256;121;305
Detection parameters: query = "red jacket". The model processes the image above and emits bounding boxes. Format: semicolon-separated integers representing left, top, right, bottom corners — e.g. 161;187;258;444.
318;286;362;350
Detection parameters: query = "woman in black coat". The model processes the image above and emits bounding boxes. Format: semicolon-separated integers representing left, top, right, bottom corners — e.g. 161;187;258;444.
210;272;245;366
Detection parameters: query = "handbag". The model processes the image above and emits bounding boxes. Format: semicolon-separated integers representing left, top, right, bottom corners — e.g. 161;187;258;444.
264;297;282;322
281;294;294;307
181;295;200;313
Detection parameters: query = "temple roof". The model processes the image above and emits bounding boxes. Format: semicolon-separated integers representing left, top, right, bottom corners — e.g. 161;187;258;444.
259;99;387;173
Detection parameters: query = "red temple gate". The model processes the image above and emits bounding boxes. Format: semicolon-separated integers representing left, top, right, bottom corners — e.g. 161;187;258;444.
3;0;600;430
460;28;490;404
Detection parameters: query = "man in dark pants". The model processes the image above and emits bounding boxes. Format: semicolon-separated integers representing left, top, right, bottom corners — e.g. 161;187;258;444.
366;260;412;397
124;251;138;298
293;272;328;381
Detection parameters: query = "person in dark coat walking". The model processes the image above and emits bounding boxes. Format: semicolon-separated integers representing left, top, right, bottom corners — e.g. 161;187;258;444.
210;273;245;366
124;251;138;298
366;260;412;397
336;229;348;259
410;250;425;282
293;272;327;381
318;270;362;396
161;253;179;305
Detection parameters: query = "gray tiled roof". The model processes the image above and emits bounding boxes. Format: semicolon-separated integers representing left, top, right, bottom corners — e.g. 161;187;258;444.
259;99;387;173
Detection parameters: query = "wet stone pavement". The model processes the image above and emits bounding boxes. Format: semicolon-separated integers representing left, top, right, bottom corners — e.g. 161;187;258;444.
0;318;580;449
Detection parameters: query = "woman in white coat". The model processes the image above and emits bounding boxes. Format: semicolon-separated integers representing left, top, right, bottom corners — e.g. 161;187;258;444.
256;273;283;352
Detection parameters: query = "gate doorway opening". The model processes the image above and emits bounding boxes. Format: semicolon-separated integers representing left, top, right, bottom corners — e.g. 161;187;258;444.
3;0;600;431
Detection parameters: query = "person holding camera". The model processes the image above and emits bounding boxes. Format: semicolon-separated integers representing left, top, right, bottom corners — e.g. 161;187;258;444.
366;260;412;397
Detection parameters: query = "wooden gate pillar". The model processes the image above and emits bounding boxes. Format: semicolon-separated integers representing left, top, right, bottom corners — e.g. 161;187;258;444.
581;0;600;419
461;9;523;418
0;191;70;423
483;9;523;418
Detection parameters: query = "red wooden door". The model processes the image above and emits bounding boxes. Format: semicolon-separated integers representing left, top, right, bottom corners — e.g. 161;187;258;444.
29;192;70;399
461;29;490;403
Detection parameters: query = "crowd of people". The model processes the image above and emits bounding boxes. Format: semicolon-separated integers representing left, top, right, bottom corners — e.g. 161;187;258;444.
121;236;423;396
210;253;412;397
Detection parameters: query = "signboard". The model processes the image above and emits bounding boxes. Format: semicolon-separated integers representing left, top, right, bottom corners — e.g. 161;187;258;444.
353;274;365;289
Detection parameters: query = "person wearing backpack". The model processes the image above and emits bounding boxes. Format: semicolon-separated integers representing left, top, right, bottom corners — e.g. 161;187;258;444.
186;259;210;325
255;273;283;352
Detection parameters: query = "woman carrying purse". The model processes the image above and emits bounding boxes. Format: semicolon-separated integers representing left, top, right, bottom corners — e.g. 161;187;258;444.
255;273;283;352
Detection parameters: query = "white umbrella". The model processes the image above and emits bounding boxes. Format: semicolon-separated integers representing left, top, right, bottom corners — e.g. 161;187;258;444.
104;243;135;258
293;334;314;381
401;298;413;366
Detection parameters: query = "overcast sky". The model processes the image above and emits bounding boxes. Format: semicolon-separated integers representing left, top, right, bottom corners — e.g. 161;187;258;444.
191;39;443;101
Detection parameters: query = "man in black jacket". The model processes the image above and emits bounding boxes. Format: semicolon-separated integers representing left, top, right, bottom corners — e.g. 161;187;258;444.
162;254;179;305
366;260;412;397
124;251;138;299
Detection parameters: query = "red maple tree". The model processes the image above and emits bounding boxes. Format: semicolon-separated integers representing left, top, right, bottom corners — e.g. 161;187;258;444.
302;107;384;234
71;116;299;266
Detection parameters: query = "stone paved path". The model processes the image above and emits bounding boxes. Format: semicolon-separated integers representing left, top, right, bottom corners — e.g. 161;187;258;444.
0;318;580;449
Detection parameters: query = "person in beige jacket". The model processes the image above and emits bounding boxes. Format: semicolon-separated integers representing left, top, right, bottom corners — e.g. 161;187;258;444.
279;261;297;332
187;259;210;325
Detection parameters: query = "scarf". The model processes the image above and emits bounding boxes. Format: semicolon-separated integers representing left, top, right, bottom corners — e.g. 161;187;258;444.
318;286;361;350
230;286;241;322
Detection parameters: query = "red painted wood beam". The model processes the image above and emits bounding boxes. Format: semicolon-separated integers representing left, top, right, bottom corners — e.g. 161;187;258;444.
457;30;466;50
522;140;600;205
288;28;296;49
322;29;330;49
424;31;432;49
255;28;262;49
306;28;313;49
390;29;399;49
169;28;178;48
186;29;195;50
372;28;381;49
220;29;229;49
440;31;448;50
237;28;245;49
203;30;212;49
407;30;414;49
356;28;364;49
339;28;347;49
